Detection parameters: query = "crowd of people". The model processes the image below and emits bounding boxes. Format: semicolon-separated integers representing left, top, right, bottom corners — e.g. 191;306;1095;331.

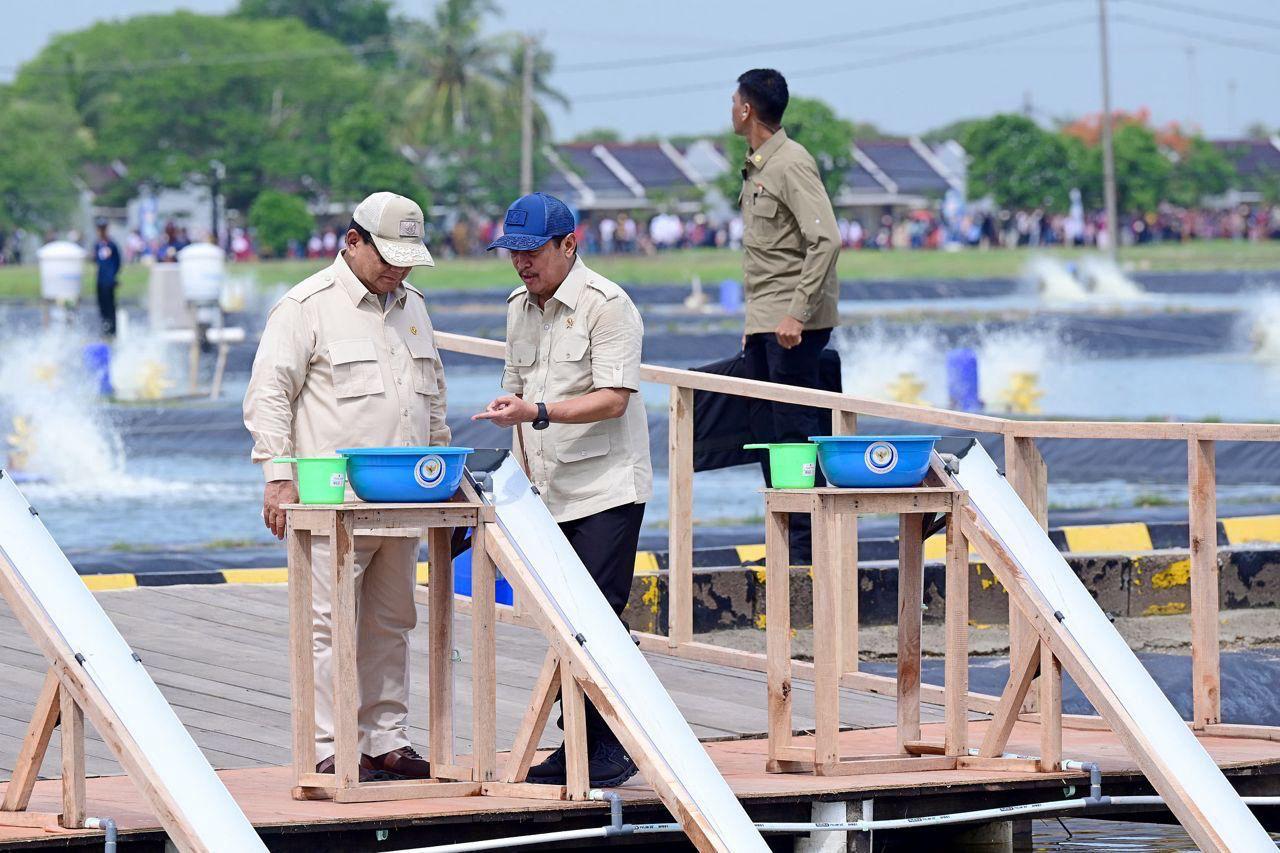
3;203;1278;269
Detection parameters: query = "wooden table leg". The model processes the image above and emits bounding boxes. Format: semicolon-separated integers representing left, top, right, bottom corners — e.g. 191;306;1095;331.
59;689;84;829
812;496;842;770
428;528;456;767
288;525;316;785
560;665;590;800
897;513;924;753
470;520;497;782
944;505;969;756
331;512;360;791
765;504;792;770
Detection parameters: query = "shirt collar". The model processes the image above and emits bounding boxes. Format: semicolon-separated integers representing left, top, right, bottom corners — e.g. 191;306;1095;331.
334;251;406;308
746;127;789;171
527;255;589;312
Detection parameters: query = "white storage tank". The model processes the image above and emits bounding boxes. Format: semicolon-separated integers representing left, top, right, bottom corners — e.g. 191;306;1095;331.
37;241;86;303
177;243;225;303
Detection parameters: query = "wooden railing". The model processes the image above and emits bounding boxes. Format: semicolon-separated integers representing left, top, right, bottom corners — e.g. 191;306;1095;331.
435;330;1279;731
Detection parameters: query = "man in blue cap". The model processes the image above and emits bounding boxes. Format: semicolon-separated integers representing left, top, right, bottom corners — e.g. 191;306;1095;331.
474;192;651;788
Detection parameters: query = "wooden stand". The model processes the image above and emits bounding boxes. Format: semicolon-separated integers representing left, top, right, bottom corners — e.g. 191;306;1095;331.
283;482;587;804
285;487;496;803
0;669;86;831
763;485;1046;777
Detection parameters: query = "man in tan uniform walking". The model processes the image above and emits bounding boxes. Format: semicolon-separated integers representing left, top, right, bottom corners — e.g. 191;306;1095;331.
733;67;841;561
474;192;650;788
244;191;448;781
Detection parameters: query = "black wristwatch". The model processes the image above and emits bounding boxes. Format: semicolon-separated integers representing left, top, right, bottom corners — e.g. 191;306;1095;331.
531;401;551;430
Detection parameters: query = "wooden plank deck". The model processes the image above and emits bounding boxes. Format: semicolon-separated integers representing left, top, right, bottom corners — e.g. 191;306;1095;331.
0;584;938;783
1;585;1277;849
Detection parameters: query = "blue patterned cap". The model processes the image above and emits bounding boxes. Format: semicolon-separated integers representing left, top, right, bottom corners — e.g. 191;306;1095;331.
487;192;577;252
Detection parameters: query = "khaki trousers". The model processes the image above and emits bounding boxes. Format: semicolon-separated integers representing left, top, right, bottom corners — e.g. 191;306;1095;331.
309;534;419;762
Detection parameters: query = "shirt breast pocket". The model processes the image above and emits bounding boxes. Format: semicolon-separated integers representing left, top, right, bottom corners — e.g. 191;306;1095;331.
328;338;384;399
404;333;441;397
746;192;791;247
551;332;592;394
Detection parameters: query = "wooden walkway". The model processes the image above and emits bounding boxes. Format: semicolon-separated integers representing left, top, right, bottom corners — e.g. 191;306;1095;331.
1;585;1279;849
0;584;938;782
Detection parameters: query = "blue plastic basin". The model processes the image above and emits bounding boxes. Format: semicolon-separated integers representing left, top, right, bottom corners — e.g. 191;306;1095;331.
807;435;940;488
337;447;473;503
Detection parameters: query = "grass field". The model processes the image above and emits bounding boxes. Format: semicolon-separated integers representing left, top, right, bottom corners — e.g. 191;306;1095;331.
2;240;1279;301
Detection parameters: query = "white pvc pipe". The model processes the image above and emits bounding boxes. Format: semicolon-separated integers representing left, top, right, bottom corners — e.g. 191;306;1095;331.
391;795;1280;852
394;826;610;852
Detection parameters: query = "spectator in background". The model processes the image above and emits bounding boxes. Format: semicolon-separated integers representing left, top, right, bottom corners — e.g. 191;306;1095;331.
157;222;189;262
322;227;338;256
599;216;617;254
92;218;122;338
307;232;323;258
618;213;637;253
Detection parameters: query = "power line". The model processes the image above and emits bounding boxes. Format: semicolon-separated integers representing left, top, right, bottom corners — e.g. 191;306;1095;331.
1119;0;1280;31
572;15;1098;104
558;0;1079;73
1111;14;1280;56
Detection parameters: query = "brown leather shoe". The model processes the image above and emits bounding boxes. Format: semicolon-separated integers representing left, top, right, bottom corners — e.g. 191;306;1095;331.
315;754;386;783
368;746;432;779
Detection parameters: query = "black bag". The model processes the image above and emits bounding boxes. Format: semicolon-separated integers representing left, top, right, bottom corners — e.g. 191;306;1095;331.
690;349;842;473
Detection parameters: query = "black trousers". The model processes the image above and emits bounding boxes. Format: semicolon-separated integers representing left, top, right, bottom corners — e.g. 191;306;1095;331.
744;328;833;562
96;281;118;337
553;501;645;748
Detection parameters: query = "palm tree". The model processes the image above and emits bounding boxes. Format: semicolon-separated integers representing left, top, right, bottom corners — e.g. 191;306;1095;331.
396;0;505;138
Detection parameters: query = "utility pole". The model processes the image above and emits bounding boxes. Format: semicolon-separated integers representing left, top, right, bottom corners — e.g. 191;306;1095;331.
519;36;535;197
1097;0;1119;257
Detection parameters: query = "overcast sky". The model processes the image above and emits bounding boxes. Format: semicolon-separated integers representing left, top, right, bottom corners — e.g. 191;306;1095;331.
2;0;1275;140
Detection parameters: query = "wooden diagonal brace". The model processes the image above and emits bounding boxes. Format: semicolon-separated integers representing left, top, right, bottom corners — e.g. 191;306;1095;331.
1;669;61;813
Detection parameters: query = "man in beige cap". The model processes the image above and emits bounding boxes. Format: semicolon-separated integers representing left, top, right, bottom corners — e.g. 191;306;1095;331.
244;191;447;781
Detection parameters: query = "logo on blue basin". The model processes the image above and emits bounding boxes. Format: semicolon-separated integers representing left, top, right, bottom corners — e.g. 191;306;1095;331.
413;454;447;489
864;441;898;475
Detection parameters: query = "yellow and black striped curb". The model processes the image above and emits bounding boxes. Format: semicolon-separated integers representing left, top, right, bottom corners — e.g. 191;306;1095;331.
73;514;1280;591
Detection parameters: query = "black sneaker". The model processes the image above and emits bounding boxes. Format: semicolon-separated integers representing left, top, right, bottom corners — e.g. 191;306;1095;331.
588;741;638;788
525;743;567;785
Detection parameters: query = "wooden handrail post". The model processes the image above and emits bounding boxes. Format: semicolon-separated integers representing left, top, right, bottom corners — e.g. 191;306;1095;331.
668;386;694;647
1188;437;1220;728
832;410;859;672
1003;435;1047;711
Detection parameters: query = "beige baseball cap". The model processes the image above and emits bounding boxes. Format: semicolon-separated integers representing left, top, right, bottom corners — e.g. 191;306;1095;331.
352;191;434;268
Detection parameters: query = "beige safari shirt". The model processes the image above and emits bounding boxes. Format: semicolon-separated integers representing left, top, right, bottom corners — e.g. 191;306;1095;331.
740;128;841;334
501;257;652;523
244;253;450;482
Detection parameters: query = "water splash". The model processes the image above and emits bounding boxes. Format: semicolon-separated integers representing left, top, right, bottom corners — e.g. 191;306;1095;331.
1025;254;1148;303
974;326;1064;409
0;326;125;483
1249;291;1280;365
1077;255;1149;300
834;325;947;405
1025;256;1089;303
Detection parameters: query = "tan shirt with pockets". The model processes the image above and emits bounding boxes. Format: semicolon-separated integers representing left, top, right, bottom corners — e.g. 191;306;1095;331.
740;127;841;334
244;252;450;482
501;257;652;522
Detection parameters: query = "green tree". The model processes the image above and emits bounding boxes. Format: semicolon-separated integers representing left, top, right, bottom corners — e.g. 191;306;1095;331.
248;190;313;257
1109;123;1172;214
235;0;392;54
717;96;854;200
1167;137;1236;208
962;115;1073;211
396;0;506;137
572;128;622;143
329;104;428;210
0;90;85;232
921;117;985;145
14;12;371;210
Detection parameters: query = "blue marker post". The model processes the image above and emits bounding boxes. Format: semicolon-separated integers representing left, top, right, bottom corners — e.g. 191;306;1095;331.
946;348;981;412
